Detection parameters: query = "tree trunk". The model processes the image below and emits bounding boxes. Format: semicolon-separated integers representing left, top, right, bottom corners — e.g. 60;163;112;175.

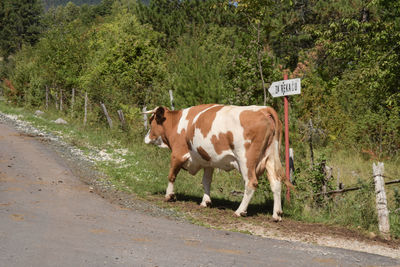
256;23;267;106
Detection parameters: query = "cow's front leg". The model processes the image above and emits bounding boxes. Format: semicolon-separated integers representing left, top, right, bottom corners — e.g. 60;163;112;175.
234;182;256;217
200;168;214;207
165;154;184;202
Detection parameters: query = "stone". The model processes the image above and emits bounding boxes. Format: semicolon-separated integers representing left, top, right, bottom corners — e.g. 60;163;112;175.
54;118;67;125
35;110;44;116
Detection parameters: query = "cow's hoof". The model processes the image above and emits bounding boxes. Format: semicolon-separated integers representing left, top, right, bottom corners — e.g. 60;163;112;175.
234;211;247;217
272;215;282;222
164;194;176;202
200;201;211;208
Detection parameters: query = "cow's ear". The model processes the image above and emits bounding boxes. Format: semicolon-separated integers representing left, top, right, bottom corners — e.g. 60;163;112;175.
155;106;166;124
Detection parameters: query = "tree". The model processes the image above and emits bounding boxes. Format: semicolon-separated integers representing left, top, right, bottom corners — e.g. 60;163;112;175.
0;0;43;59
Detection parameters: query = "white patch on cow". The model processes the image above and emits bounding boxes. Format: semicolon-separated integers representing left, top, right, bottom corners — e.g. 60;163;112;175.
200;168;213;207
166;181;174;197
234;185;255;216
182;152;190;161
144;130;168;148
192;104;221;124
177;108;190;134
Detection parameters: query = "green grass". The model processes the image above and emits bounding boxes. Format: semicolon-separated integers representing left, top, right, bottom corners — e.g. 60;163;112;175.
0;100;399;239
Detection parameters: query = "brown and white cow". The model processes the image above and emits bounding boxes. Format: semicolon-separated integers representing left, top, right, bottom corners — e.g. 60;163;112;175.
144;104;287;221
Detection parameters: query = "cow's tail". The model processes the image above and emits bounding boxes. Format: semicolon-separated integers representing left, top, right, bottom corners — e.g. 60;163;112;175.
258;107;294;191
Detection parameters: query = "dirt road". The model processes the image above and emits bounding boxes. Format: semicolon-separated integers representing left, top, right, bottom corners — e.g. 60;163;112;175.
0;120;399;267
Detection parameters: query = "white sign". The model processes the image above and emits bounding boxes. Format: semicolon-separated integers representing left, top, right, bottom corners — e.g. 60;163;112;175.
268;78;301;98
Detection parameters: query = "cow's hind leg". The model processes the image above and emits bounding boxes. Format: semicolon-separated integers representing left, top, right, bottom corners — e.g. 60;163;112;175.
266;156;283;221
200;168;214;207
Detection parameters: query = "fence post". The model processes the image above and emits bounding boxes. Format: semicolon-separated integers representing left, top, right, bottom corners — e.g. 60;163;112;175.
289;148;294;183
84;92;88;126
142;106;148;130
320;160;332;199
117;110;126;128
45;86;49;110
100;102;113;128
60;89;63;111
169;90;175;111
71;88;75;117
373;162;390;238
55;90;59;110
308;119;314;167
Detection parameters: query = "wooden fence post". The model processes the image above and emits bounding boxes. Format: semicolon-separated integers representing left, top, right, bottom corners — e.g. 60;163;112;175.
71;88;75;117
373;162;390;238
60;89;63;111
84;92;88;126
289;148;294;183
117;110;125;128
169;90;175;111
55;90;59;110
100;102;112;128
320;160;332;199
142;106;148;130
45;86;49;110
308;119;314;167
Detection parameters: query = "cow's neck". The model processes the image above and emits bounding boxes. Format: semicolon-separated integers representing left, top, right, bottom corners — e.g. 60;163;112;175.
162;110;182;148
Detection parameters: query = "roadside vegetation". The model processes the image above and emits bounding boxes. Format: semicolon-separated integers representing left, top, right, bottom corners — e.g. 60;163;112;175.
0;0;399;239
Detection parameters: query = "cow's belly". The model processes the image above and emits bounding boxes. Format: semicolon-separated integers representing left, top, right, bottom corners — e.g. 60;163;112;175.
183;149;238;175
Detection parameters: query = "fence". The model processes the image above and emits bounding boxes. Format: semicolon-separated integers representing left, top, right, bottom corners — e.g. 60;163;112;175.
312;161;399;238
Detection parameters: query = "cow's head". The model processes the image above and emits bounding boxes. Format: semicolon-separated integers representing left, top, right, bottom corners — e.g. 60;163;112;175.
144;106;169;148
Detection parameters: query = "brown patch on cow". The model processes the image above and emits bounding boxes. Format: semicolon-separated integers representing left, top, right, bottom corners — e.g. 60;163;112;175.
185;104;218;142
240;109;275;184
195;105;224;138
197;146;211;161
211;131;234;155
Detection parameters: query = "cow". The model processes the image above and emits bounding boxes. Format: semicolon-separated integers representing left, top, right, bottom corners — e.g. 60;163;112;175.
144;104;289;221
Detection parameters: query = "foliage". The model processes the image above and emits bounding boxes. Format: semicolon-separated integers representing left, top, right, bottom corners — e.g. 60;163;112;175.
42;0;103;10
80;10;166;114
0;0;400;238
163;26;236;107
0;0;44;59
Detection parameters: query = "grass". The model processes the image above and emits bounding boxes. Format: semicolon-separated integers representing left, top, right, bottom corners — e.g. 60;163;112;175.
0;100;399;239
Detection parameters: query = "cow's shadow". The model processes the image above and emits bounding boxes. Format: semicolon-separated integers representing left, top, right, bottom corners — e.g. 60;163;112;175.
173;193;275;217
